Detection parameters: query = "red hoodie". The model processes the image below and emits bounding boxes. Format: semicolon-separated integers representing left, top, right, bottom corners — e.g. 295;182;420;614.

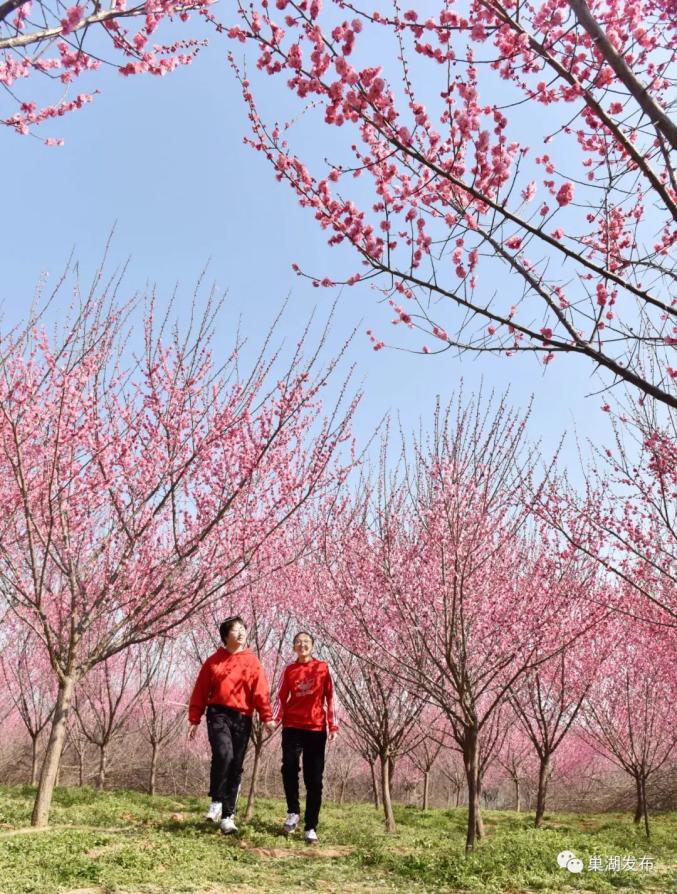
273;658;338;733
188;647;273;724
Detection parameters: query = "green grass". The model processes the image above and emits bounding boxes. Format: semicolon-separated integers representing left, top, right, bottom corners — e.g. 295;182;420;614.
0;786;674;893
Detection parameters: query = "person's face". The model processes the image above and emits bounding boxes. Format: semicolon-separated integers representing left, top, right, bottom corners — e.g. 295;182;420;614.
294;634;314;658
226;622;247;649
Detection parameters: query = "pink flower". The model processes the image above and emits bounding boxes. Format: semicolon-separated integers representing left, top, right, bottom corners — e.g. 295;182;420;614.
505;236;522;250
540;327;553;342
556;182;574;206
61;5;84;34
397;126;412;146
521;180;537;203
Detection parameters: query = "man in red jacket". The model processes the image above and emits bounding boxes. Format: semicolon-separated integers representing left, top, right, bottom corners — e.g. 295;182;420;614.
188;615;276;834
273;631;338;844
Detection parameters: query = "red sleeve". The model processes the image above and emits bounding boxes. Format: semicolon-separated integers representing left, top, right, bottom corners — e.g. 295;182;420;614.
188;659;212;725
252;659;273;723
273;667;289;724
325;666;338;733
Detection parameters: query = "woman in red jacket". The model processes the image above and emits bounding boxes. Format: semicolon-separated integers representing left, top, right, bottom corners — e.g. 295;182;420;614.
273;631;338;843
188;615;276;834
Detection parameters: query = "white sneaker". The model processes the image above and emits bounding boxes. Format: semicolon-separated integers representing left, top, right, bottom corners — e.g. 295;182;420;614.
204;801;222;823
219;814;238;835
304;828;318;844
283;812;300;835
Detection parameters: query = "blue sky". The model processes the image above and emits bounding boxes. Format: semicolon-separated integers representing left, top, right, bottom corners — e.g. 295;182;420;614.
0;18;614;481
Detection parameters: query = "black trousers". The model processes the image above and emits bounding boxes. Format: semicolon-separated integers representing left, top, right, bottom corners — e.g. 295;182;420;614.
281;727;327;831
206;705;252;817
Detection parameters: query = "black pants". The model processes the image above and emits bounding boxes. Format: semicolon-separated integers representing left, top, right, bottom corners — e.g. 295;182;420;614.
206;705;252;817
281;727;327;831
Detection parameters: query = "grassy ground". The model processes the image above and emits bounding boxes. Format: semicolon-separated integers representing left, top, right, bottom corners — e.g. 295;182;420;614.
0;786;674;894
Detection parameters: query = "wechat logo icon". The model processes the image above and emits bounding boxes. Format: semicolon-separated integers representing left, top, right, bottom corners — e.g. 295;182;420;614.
557;850;584;873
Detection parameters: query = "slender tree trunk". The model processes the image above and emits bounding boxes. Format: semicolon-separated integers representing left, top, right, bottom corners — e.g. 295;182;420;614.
422;770;430;810
380;754;396;833
149;741;159;795
514;777;521;812
534;754;550;828
78;746;84;787
244;742;262;822
263;753;270;797
30;735;39;786
97;745;107;790
475;775;484;839
463;728;481;853
640;775;650;839
31;674;76;827
634;776;643;824
370;759;380;809
339;776;347;805
455;784;461;807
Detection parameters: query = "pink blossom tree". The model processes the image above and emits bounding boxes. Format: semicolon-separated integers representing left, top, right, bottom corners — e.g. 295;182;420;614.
581;617;677;838
72;646;149;790
323;640;425;833
228;0;676;407
409;709;447;810
508;628;607;826
496;721;537;812
438;746;466;809
135;637;188;796
0;619;55;784
322;393;604;851
544;395;676;628
0;268;356;826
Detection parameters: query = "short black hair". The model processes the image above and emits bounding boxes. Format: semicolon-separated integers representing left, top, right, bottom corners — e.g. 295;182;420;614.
220;616;246;644
293;630;314;646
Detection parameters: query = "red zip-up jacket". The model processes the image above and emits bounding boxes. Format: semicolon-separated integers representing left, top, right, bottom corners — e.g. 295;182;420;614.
273;658;338;733
188;647;273;725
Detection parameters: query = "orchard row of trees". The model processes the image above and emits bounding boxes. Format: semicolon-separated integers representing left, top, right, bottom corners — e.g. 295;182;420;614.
0;271;674;851
1;569;674;845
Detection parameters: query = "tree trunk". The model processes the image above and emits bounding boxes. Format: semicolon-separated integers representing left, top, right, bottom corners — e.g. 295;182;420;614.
463;728;482;852
78;746;84;787
97;745;107;790
30;735;39;786
262;753;271;797
31;674;76;827
380;754;396;833
422;770;430;810
640;775;650;839
339;776;347;805
534;754;550;828
514;777;521;812
148;741;159;796
370;759;380;809
244;742;261;822
475;776;484;839
634;776;643;824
